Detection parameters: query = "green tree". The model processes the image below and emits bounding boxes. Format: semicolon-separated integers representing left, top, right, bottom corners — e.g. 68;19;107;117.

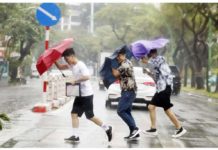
95;4;171;52
96;4;135;44
161;4;213;89
0;3;43;83
0;113;10;131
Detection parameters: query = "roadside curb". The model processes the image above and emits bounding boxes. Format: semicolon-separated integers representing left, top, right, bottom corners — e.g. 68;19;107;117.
184;92;218;104
32;97;72;113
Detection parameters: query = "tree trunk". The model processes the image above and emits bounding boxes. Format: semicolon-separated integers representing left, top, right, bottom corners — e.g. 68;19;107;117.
215;73;218;93
194;53;205;89
184;64;188;87
9;60;21;83
8;39;34;83
195;73;205;89
19;39;34;62
190;67;195;88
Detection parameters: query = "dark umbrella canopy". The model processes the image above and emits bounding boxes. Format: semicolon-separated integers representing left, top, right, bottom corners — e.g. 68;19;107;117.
99;57;116;89
99;45;133;88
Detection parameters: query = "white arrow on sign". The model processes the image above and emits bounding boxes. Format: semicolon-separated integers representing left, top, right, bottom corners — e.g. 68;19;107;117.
38;7;57;21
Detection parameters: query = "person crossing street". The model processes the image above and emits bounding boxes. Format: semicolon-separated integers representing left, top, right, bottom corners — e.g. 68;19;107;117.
112;47;140;140
141;49;187;138
55;48;112;143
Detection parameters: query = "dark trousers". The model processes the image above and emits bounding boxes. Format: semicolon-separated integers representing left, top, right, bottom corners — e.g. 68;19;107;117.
117;90;136;132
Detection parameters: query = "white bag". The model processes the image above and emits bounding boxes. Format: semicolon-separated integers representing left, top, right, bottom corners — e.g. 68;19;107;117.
66;82;81;97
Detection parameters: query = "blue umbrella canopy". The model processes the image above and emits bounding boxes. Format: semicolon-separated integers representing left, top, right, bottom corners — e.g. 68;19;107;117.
99;57;116;89
99;45;133;88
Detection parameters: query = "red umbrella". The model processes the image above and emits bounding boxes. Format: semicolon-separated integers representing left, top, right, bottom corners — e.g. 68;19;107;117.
36;38;74;75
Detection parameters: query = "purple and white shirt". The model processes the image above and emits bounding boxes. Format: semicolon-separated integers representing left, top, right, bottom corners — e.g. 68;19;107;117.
148;56;173;93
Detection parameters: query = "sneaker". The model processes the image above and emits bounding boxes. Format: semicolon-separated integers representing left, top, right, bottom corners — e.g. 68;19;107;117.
124;135;130;140
143;128;158;136
172;127;187;138
124;133;140;140
64;135;80;143
129;127;141;139
124;131;132;140
106;126;112;142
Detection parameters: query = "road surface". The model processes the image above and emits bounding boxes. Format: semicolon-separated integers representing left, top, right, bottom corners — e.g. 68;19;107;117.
0;79;218;148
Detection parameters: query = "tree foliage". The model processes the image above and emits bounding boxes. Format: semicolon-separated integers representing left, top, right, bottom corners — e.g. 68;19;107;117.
0;3;44;82
0;113;10;130
161;3;218;89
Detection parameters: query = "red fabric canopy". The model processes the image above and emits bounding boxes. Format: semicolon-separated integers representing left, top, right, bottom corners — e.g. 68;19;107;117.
36;38;73;75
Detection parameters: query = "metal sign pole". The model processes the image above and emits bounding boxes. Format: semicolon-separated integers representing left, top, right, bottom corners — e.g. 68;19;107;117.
33;3;61;113
42;26;50;103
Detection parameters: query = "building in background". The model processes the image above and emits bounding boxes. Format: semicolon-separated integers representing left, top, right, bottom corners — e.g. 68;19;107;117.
0;36;9;79
59;3;82;31
58;3;101;33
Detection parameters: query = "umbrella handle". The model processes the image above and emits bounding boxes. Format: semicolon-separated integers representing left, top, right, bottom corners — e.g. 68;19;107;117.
59;69;66;77
61;73;66;77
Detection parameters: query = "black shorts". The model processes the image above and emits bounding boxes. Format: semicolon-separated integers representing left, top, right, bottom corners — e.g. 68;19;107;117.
149;85;173;111
71;95;94;119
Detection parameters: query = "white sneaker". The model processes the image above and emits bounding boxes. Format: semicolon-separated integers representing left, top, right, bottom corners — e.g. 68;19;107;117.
142;128;158;136
172;127;187;138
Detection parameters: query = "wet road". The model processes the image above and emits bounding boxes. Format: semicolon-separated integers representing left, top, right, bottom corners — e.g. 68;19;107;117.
0;79;218;148
0;78;42;113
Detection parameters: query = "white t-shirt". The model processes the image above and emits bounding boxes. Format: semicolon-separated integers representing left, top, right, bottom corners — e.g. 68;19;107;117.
68;61;93;97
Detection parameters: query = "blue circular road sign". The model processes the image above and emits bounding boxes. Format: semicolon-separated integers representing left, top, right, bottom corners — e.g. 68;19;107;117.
36;3;61;26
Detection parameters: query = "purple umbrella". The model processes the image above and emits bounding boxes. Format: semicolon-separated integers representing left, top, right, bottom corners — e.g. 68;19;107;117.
131;38;169;60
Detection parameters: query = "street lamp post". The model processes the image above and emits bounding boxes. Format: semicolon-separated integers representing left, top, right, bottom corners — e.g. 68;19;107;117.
90;3;94;34
207;18;212;92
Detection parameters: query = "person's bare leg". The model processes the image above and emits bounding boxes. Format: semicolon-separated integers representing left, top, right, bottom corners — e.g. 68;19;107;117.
89;116;112;141
89;116;103;126
148;104;156;129
71;113;79;128
68;113;80;139
164;108;181;129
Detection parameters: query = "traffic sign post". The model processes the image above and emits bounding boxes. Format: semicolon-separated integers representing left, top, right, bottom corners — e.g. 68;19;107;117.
36;3;61;27
33;3;61;113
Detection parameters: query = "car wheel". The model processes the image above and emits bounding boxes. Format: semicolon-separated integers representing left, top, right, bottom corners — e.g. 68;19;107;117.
145;103;149;110
105;100;111;109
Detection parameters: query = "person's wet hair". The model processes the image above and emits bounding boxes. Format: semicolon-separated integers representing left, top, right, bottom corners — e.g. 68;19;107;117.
147;49;157;58
62;48;75;57
118;47;126;55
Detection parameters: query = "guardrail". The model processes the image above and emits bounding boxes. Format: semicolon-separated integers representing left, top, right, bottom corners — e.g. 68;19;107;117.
33;72;74;113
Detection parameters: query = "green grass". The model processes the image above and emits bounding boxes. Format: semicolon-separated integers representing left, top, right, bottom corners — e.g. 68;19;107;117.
0;113;10;130
182;86;218;99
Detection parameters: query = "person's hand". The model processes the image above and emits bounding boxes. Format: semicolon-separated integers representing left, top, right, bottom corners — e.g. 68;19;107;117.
141;56;149;64
71;80;76;85
112;68;120;78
